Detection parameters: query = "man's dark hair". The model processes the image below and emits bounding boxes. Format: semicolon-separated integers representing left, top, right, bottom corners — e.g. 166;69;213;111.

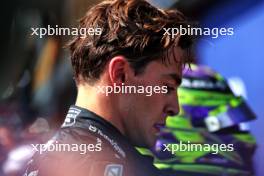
68;0;193;84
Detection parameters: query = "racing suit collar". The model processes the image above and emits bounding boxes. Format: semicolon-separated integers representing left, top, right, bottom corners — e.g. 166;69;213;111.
62;105;124;138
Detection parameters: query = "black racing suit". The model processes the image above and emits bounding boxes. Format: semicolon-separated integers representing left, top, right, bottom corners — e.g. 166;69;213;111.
23;105;159;176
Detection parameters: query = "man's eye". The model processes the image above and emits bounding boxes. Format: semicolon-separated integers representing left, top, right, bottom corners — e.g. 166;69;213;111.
166;85;176;93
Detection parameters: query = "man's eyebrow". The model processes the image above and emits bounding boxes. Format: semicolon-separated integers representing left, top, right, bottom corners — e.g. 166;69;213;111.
162;73;182;86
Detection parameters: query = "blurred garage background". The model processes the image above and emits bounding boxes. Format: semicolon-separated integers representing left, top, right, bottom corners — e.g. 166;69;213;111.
0;0;263;175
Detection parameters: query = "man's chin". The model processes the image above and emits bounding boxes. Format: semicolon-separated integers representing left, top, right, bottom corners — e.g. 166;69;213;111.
131;128;157;148
134;135;156;148
145;133;157;148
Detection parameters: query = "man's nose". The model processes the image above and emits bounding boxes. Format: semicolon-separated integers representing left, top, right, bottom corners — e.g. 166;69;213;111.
165;105;179;117
165;94;180;117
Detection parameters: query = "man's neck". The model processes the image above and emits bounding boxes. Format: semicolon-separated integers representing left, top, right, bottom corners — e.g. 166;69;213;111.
75;85;126;135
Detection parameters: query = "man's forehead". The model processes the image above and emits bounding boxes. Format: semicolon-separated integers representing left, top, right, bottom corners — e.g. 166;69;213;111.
162;72;182;85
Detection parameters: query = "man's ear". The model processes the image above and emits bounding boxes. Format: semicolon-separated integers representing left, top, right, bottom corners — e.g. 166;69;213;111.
108;56;131;85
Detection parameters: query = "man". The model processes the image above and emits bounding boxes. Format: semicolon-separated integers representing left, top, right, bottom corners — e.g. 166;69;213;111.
24;0;193;175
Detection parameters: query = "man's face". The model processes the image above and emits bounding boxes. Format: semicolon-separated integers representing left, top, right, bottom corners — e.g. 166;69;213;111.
119;47;184;148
